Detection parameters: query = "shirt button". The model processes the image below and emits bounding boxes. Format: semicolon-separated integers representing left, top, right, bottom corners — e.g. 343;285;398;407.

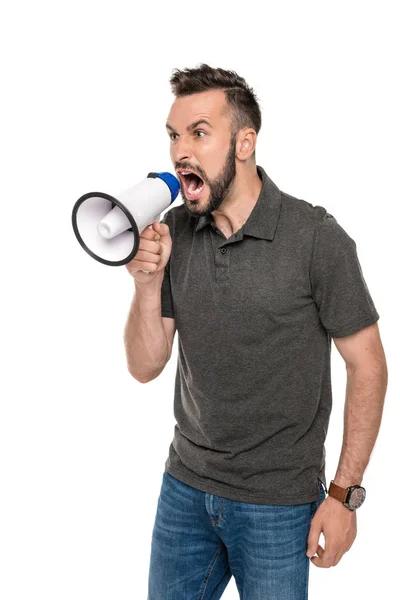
220;247;227;254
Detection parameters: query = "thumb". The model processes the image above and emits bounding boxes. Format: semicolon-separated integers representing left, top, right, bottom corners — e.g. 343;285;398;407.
306;522;321;558
153;221;170;237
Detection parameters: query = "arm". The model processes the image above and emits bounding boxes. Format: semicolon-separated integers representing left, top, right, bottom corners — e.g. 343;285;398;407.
332;322;388;487
124;270;172;383
307;212;386;567
307;322;388;568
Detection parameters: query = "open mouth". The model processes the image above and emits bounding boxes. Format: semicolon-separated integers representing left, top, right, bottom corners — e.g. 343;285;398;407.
179;171;205;200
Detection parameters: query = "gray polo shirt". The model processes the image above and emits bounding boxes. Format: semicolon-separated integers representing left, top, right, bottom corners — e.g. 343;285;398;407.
159;165;379;505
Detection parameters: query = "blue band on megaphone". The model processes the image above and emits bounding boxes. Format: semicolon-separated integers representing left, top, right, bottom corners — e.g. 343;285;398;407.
147;172;180;204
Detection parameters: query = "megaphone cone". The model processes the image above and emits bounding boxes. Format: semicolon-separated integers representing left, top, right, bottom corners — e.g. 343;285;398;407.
71;172;180;266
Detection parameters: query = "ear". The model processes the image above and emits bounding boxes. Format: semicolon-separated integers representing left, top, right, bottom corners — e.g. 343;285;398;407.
236;128;257;160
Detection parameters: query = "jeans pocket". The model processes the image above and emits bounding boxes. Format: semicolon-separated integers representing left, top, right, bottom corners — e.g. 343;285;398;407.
310;478;326;519
318;478;327;501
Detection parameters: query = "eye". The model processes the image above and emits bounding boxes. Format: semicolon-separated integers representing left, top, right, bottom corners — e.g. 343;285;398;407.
169;130;206;140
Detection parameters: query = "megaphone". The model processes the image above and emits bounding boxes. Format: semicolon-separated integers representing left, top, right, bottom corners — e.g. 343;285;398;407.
71;171;180;266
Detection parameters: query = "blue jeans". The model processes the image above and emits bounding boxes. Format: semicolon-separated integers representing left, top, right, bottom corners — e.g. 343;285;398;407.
148;471;327;599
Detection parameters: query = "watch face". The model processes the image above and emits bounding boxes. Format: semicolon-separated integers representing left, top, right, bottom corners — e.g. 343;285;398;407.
348;486;366;509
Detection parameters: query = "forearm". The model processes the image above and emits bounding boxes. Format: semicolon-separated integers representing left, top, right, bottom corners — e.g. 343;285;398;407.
333;363;388;487
124;270;169;382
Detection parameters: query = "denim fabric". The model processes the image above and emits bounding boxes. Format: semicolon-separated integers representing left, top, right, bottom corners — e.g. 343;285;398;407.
148;471;327;600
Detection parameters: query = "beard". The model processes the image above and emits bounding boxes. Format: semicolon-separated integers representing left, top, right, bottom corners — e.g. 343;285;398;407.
181;134;237;217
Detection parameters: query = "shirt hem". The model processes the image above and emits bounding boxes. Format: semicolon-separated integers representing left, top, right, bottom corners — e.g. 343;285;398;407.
164;464;321;505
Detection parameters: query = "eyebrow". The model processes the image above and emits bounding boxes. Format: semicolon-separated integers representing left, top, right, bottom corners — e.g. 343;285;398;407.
165;119;213;134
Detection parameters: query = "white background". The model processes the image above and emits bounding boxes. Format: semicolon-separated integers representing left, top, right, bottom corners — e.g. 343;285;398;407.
1;1;398;598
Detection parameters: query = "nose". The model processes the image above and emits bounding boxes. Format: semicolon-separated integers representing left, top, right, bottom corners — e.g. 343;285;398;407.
170;134;193;164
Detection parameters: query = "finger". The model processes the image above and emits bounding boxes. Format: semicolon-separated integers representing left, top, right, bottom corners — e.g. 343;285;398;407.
332;552;344;567
136;261;158;273
140;225;161;241
152;221;163;234
153;222;171;238
325;539;345;567
310;544;326;568
138;239;162;255
306;523;321;558
135;249;162;264
312;544;337;569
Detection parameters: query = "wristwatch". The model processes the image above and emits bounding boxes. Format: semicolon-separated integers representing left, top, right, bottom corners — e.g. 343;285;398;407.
328;481;366;511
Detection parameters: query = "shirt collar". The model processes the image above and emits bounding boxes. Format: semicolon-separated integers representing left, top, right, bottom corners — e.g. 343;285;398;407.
194;165;282;241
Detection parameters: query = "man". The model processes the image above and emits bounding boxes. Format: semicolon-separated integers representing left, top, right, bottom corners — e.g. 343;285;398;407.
124;64;388;599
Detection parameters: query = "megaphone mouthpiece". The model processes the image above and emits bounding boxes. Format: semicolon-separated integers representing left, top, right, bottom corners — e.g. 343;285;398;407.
97;222;112;239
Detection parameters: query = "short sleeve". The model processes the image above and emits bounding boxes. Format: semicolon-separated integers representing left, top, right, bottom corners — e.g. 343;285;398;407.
159;211;175;319
310;214;380;338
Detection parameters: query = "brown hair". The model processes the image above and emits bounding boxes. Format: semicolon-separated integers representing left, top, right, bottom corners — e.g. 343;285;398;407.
169;63;262;159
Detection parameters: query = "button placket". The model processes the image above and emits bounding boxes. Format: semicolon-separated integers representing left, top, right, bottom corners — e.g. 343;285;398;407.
215;246;229;280
209;226;231;282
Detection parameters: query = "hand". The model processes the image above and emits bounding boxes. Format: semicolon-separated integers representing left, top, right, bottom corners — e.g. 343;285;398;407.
125;221;172;284
306;495;357;567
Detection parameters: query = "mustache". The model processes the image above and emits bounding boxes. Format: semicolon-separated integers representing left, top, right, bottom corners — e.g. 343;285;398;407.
176;166;206;180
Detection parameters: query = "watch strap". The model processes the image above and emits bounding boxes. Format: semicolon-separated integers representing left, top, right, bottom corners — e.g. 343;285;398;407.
328;481;349;503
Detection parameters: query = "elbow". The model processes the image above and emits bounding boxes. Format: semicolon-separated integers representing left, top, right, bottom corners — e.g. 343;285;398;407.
127;368;151;384
134;374;151;384
127;365;163;384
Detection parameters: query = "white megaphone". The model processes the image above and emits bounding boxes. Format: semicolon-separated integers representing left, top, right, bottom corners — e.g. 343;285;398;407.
71;171;180;266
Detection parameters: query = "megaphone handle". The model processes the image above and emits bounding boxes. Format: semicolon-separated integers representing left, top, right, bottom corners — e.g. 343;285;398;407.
141;215;161;273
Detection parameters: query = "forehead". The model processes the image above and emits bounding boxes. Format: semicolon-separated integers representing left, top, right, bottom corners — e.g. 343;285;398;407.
166;89;229;129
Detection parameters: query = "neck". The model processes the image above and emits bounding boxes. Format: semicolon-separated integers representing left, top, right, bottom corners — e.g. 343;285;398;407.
212;164;262;236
